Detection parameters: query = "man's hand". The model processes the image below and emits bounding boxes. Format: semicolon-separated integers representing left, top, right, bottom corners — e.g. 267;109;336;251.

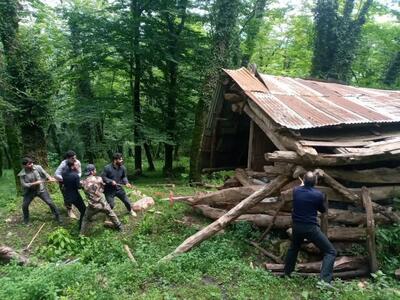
31;180;43;186
111;180;117;186
126;183;132;189
48;177;57;183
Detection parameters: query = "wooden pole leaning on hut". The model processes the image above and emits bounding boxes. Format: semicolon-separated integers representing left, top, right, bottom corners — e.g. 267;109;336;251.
314;169;400;223
159;175;290;262
361;187;378;273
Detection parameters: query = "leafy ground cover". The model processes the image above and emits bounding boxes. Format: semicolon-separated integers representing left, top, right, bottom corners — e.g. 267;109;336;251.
1;161;400;299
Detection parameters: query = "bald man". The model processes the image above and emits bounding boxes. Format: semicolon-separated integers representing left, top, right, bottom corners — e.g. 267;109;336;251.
284;171;337;283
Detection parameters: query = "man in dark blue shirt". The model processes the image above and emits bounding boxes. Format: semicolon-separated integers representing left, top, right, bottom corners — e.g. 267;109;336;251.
284;171;337;283
62;161;86;230
101;153;136;217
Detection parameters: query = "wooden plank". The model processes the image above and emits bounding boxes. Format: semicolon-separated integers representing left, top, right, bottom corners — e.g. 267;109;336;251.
361;187;378;273
247;120;254;169
299;140;370;147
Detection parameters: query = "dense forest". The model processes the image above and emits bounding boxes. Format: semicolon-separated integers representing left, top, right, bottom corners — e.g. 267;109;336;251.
2;1;400;299
0;0;399;183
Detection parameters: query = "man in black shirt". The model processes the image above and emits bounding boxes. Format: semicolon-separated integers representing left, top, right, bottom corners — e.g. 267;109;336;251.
284;171;337;283
62;161;86;229
101;153;136;216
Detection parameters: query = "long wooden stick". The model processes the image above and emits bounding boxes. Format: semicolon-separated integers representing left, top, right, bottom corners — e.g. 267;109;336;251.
361;187;378;273
247;241;283;263
25;223;45;250
257;200;286;242
159;175;289;262
123;244;137;264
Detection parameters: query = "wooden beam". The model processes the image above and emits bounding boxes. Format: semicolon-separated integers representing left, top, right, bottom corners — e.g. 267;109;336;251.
159;175;290;262
224;93;245;103
361;187;378;273
243;105;287;150
247;120;254;169
265;150;400;166
324;167;400;184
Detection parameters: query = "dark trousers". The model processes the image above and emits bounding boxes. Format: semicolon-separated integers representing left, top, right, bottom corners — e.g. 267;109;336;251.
284;222;337;283
59;183;72;210
22;190;60;223
65;194;86;229
104;188;132;212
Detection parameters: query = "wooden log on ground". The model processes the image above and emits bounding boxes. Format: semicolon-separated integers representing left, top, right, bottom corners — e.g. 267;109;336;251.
194;205;292;228
269;266;370;279
325;167;400;184
287;227;366;242
159;175;290;262
192;185;263;206
217;177;242;190
362;187;378;273
301;242;363;255
265;256;366;273
234;168;253;186
247;241;283;263
0;246;28;265
258;200;287;242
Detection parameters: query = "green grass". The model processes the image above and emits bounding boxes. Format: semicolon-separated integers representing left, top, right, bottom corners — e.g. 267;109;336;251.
1;161;400;299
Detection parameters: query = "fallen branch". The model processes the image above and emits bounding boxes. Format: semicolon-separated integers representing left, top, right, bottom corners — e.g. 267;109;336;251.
123;244;137;264
247;241;283;263
24;223;45;251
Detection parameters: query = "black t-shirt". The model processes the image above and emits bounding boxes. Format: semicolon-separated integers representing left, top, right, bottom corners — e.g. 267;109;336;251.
62;170;82;202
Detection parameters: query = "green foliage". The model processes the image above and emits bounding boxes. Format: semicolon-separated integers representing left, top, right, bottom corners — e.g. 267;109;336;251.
377;224;400;273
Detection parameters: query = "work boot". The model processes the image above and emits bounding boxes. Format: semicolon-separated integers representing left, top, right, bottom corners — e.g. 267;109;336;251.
67;209;78;219
129;210;137;217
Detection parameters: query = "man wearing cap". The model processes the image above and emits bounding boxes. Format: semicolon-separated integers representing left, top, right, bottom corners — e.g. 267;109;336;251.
284;171;337;284
62;160;86;230
101;153;136;216
80;164;123;234
54;150;82;219
18;157;60;224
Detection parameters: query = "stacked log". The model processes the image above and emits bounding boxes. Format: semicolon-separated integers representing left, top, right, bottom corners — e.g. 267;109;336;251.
169;164;400;278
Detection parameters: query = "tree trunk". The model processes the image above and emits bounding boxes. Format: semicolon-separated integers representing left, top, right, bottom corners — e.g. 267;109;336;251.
383;51;400;86
189;98;206;182
0;146;3;177
5;118;21;194
144;142;155;171
130;1;143;174
20;124;48;168
48;123;62;159
189;0;241;182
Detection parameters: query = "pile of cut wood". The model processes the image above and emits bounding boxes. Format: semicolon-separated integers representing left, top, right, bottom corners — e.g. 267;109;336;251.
169;160;400;278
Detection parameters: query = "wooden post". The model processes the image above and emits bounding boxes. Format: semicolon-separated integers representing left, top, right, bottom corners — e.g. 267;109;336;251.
361;187;378;273
320;194;328;235
159;175;289;262
247;120;254;169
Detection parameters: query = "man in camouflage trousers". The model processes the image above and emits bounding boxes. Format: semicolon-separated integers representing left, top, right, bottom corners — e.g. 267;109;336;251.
80;164;123;235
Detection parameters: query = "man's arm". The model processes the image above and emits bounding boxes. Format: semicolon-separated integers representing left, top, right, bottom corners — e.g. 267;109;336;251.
54;161;66;181
101;165;114;185
20;175;32;189
121;166;129;185
318;193;327;213
76;160;82;177
37;165;56;181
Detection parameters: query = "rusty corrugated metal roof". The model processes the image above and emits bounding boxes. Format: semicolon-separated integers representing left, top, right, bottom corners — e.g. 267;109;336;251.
223;68;400;130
